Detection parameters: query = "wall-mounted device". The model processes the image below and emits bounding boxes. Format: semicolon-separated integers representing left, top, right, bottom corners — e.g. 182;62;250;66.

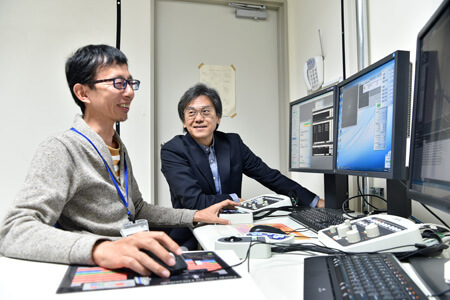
304;30;324;92
229;2;268;20
304;56;324;91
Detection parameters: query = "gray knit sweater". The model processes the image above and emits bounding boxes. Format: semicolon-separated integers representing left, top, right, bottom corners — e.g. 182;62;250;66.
0;115;196;265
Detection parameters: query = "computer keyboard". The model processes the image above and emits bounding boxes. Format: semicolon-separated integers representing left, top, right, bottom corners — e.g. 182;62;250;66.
289;207;346;232
304;253;427;300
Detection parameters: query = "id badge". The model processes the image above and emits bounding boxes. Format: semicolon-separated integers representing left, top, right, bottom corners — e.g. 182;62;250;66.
120;219;149;237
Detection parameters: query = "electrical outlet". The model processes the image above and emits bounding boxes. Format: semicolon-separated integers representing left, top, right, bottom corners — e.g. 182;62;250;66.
369;187;384;198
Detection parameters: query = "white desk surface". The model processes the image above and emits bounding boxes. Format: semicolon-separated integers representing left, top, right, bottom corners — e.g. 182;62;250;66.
193;215;438;300
0;250;265;300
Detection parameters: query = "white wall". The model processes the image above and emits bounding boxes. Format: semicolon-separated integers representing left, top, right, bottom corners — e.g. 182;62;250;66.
0;0;152;222
286;0;344;199
287;0;449;225
1;0;448;226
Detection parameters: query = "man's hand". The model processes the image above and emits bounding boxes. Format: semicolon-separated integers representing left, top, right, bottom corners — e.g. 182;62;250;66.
193;199;239;225
316;198;325;208
92;231;181;277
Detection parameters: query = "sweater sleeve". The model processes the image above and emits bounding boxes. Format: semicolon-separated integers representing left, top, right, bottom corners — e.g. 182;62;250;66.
126;151;197;227
0;137;108;265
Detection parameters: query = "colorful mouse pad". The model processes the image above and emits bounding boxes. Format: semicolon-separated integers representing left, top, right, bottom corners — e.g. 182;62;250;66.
231;223;310;240
57;251;240;294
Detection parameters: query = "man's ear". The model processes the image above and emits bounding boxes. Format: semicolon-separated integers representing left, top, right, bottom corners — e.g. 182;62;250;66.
73;83;91;104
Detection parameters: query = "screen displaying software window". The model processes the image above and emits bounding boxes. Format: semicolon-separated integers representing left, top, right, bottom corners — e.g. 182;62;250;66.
290;88;335;173
336;59;396;173
408;0;450;211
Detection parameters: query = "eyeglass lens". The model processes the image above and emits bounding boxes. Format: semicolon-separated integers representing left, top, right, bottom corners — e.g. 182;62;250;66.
113;78;140;90
185;107;213;119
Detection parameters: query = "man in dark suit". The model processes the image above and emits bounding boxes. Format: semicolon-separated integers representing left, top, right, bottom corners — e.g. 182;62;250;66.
161;83;324;249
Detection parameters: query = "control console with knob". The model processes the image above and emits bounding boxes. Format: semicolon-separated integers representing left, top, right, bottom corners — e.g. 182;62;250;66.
318;214;423;253
238;194;292;215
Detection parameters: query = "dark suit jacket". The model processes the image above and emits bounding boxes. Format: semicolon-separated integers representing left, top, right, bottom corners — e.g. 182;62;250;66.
160;131;317;210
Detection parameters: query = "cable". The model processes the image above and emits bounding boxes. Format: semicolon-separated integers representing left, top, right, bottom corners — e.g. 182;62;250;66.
428;287;450;298
219;241;267;273
340;0;346;80
115;0;122;135
217;239;438;275
341;193;387;219
272;243;347;255
394;180;449;228
357;176;380;210
420;202;449;228
395;243;449;261
251;205;293;220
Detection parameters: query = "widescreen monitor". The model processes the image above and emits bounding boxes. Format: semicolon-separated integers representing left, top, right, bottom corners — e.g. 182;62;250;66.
334;50;410;180
408;0;450;213
289;86;336;174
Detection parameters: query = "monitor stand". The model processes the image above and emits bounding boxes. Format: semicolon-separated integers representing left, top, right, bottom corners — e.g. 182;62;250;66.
386;178;411;218
324;173;348;209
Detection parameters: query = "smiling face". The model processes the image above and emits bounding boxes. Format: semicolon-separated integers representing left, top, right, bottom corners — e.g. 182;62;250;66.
78;63;135;130
183;95;221;147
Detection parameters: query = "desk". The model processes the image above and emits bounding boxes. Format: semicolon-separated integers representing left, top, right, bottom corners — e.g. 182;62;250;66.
0;250;265;300
193;215;439;300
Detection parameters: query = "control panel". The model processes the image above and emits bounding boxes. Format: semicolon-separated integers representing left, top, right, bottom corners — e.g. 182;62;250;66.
238;194;292;214
318;214;423;253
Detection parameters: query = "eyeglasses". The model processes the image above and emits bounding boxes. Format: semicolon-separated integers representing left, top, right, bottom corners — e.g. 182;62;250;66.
184;106;214;120
91;77;140;90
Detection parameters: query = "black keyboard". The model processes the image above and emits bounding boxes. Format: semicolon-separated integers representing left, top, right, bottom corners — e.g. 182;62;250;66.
304;253;427;300
289;207;346;232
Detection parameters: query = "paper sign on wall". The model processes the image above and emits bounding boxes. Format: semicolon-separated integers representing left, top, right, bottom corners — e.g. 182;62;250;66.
198;64;236;118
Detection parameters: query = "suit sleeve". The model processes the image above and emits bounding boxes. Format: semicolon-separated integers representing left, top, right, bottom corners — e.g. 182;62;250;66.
127;153;196;226
236;135;318;206
160;141;230;210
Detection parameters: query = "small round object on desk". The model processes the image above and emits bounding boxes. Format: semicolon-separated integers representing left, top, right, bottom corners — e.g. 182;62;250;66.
346;229;361;243
337;224;350;238
365;223;380;238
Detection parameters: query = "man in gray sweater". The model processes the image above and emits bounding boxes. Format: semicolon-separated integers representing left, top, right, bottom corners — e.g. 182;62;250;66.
0;44;237;278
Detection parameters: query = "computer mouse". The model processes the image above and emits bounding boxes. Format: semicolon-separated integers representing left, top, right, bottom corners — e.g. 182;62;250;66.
142;250;188;276
250;225;286;235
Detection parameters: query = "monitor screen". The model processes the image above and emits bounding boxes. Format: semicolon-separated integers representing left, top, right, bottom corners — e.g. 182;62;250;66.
289;86;336;173
408;0;450;213
335;51;410;179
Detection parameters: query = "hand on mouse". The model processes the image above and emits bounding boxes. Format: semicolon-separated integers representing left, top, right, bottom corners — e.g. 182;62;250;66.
92;231;182;277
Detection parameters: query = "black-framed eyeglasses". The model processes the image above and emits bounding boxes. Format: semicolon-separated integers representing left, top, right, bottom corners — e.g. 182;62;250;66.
91;77;140;90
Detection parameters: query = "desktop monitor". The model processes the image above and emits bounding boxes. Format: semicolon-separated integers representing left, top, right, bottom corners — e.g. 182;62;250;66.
289;86;336;174
407;0;450;213
334;50;410;180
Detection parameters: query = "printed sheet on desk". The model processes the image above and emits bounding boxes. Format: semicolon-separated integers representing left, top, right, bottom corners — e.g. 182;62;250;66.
56;251;240;294
216;223;310;241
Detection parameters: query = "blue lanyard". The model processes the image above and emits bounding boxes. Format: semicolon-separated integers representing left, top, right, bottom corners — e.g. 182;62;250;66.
70;128;133;221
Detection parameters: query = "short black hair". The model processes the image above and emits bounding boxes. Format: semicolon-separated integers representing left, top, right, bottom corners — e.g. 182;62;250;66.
178;83;223;132
65;44;128;114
